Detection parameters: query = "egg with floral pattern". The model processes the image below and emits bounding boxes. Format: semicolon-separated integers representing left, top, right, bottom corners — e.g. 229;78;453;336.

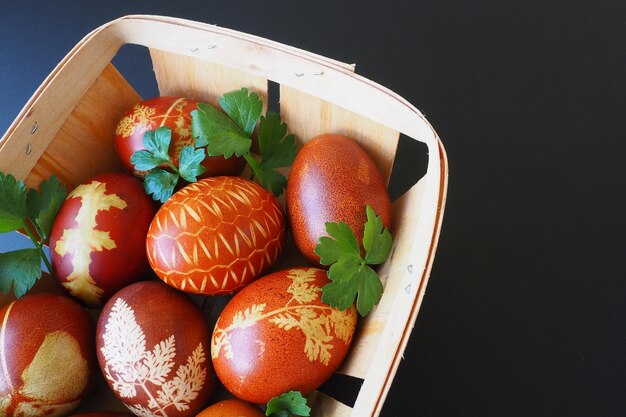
96;281;215;417
211;267;357;404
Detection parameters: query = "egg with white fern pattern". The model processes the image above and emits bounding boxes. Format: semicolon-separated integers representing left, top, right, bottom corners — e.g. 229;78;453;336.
146;176;286;295
96;281;215;417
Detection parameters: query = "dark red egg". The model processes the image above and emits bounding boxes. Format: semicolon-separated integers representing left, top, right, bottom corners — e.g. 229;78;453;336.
114;96;245;178
286;134;392;264
69;413;132;417
195;399;264;417
211;267;357;404
96;281;215;417
146;177;286;295
0;293;95;417
49;173;157;308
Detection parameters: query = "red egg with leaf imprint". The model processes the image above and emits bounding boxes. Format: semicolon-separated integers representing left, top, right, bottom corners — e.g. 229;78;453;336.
211;267;357;404
49;173;157;308
96;281;215;417
286;134;392;264
114;96;245;178
146;176;286;295
70;413;132;417
0;293;95;417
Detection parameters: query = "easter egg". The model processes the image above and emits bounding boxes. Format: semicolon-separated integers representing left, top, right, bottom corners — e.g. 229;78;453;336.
0;293;95;417
49;173;157;307
96;281;215;417
146;177;286;295
211;267;357;404
195;399;264;417
114;96;245;178
70;413;131;417
286;134;392;264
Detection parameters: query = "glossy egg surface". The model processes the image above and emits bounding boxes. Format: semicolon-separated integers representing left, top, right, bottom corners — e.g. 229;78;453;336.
49;173;157;307
114;96;244;178
286;134;392;264
0;294;95;417
146;177;286;295
211;267;357;404
195;399;264;417
96;281;215;417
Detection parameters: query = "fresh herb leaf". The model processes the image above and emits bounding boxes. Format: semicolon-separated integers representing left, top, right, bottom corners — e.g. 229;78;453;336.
191;104;251;156
0;249;42;298
144;169;179;203
144;126;172;162
0;172;27;233
218;87;263;136
316;206;393;316
26;175;67;241
258;112;298;169
130;150;164;171
266;391;311;417
178;146;206;182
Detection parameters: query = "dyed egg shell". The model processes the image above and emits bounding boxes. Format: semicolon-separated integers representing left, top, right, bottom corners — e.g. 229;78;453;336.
146;177;286;295
70;413;131;417
195;399;264;417
114;96;245;178
286;134;392;264
0;294;95;417
49;173;157;308
96;281;215;417
211;267;357;404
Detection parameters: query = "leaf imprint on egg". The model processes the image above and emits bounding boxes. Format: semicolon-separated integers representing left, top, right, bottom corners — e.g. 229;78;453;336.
100;298;207;417
211;268;356;366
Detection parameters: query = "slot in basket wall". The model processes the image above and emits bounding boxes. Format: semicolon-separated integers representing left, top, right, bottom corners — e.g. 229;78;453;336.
0;15;448;417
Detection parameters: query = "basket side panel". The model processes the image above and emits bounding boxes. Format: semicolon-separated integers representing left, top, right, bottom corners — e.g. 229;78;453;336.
25;64;140;189
308;391;352;417
150;49;268;108
278;85;399;183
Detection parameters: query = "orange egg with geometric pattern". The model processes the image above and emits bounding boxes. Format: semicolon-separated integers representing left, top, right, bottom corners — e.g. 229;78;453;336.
49;173;158;308
211;267;358;404
146;176;286;295
114;96;245;178
0;294;95;417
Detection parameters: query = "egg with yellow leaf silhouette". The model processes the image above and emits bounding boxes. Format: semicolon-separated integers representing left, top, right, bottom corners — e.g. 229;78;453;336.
0;293;95;417
96;281;215;417
49;173;158;308
211;267;358;404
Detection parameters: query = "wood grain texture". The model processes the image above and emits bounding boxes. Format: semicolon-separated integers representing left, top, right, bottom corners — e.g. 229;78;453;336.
308;391;352;417
279;85;399;183
26;64;140;189
150;48;268;109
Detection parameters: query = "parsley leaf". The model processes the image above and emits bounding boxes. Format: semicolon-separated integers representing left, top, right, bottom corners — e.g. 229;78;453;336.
316;206;393;316
266;391;311;417
26;175;67;241
191;103;251;157
191;91;298;197
219;88;264;136
0;249;42;298
130;150;163;171
0;172;27;233
144;169;179;203
178;146;206;182
144;127;172;162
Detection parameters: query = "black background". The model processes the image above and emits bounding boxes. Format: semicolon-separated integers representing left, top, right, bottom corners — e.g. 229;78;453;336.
2;1;626;416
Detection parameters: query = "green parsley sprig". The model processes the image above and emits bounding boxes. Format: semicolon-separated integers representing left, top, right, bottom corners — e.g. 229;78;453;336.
316;206;393;316
0;172;67;298
130;126;206;203
192;88;297;196
266;391;311;417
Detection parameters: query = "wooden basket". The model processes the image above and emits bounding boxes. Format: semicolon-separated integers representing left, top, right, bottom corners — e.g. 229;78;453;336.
0;15;448;417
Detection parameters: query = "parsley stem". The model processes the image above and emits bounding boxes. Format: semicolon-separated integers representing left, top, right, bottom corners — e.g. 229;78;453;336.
21;220;54;278
243;153;262;183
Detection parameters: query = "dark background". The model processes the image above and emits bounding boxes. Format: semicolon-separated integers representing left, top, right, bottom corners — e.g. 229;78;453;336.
2;1;625;416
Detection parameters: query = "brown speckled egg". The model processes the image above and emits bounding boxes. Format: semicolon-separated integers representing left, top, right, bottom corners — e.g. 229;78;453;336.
49;173;157;308
146;177;286;295
286;134;392;264
195;399;264;417
96;281;215;417
0;293;95;417
114;96;245;178
211;267;357;404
